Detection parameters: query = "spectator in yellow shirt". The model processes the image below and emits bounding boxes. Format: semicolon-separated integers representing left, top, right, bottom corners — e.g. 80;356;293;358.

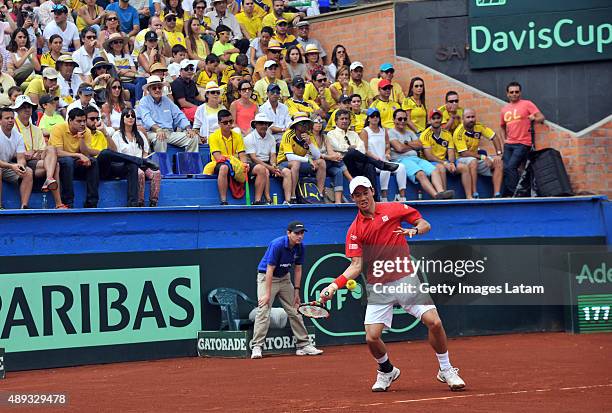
369;79;401;129
25;67;62;107
160;0;190;35
369;63;405;104
285;76;322;118
236;0;263;40
438;91;463;135
402;76;428;135
348;61;374;110
262;0;301;28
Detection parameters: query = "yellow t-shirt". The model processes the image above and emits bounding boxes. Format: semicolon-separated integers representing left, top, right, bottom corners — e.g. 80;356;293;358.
353;112;367;133
236;12;263;39
453;122;495;154
164;30;187;48
89;130;108;156
286;98;320;117
369;78;405;104
420;127;454;162
160;11;190;34
254;0;273;18
208;128;246;157
14;118;45;151
194;38;208;60
304;83;334;111
272;34;300;51
196;69;218;87
220;65;247;85
25;77;61;99
40;52;60;69
261;12;297;29
76;4;102;31
48;122;92;154
349;79;374;110
276;129;319;164
369;99;401;129
253;77;289;104
438;105;464;135
402;97;427;132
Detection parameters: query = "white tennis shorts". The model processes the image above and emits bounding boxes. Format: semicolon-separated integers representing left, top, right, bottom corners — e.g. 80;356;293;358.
364;303;436;329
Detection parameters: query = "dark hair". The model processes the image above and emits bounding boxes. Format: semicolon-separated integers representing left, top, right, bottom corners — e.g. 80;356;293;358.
192;0;206;8
7;86;22;97
393;108;407;119
171;44;187;55
312;69;326;81
331;44;351;68
349;93;361;102
407;76;426;111
261;26;274;37
335;109;350;122
80;26;97;42
84;106;99;117
216;24;232;37
185;17;202;57
506;81;521;92
119;107;145;150
235;54;248;67
68;107;86;121
164;0;185;19
238;79;252;91
0;106;14;117
205;53;220;64
106;79;128;111
445;90;458;102
364;110;380;128
7;28;31;53
284;46;304;64
218;109;232;122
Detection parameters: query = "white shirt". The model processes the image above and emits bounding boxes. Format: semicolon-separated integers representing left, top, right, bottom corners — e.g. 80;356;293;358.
244;129;276;162
43;21;79;52
57;73;83;105
65;99;100;120
388;127;418;160
72;47;104;79
363;126;386;159
111;130;150;158
259;100;291;143
0;127;25;163
205;10;243;40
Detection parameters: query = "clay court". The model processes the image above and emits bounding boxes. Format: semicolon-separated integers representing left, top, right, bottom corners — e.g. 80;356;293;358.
2;332;610;412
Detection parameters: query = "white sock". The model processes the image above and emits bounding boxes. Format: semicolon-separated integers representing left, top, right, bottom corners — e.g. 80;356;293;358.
375;353;388;364
436;351;451;370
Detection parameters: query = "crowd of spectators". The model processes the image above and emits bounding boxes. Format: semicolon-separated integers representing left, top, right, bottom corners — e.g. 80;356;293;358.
0;0;544;209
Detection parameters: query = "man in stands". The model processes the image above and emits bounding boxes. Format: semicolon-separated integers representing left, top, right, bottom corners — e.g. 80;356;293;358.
262;0;301;28
65;84;100;119
286;76;322;118
369;63;404;104
171;60;206;122
500;81;544;196
296;21;327;64
0;107;33;209
370;79;401;129
349;62;374;110
258;83;291;144
43;4;80;52
253;39;283;82
420;109;472;199
136;76;200;153
73;27;105;82
455;108;504;198
49;108;99;208
25;67;61;107
439;91;463;135
254;60;290;104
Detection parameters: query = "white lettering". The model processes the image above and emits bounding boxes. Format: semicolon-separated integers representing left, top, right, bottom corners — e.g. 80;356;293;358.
471;26;491;53
554;19;575;47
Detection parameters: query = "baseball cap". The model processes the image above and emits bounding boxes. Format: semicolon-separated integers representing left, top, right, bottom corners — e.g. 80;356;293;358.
264;60;278;69
296;21;310;28
267;83;281;94
276;18;288;25
339;94;351;103
52;4;68;13
42;67;59;79
349;176;373;195
145;31;158;42
164;12;178;20
39;94;60;106
378;79;392;89
349;61;364;71
366;107;380;117
292;76;306;88
78;84;94;95
267;39;283;50
180;59;196;70
379;63;394;72
287;221;307;233
429;108;443;119
10;95;36;109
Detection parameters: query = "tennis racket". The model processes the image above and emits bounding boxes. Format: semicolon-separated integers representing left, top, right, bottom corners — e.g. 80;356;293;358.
298;291;331;319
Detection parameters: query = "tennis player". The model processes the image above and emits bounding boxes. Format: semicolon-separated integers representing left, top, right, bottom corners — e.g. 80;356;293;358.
321;176;466;392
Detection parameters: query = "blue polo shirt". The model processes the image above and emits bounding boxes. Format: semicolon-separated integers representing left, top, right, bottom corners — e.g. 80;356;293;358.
258;235;305;277
106;3;140;34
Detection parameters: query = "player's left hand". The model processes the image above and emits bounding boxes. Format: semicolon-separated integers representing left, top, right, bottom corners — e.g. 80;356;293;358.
393;226;418;238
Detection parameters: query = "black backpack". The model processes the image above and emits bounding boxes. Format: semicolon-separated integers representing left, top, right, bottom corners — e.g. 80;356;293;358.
296;177;324;204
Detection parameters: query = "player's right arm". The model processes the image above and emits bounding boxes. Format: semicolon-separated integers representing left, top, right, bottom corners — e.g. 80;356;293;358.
320;256;362;302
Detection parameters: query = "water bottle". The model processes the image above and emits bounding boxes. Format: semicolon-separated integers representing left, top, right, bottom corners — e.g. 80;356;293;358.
417;190;423;200
41;193;48;209
272;193;278;205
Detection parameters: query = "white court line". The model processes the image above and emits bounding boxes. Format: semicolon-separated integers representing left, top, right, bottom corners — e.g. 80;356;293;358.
301;383;612;411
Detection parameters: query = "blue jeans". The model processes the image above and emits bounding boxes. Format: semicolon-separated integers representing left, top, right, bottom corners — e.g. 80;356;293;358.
325;160;345;191
122;77;147;107
502;143;530;196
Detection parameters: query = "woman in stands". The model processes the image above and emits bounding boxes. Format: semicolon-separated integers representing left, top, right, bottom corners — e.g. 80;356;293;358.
327;44;351;80
230;80;258;135
283;45;307;81
185;17;209;66
329;65;353;109
304;44;324;82
161;0;189;34
98;11;123;52
40;35;64;70
7;28;40;85
222;72;242;108
101;79;130;135
194;81;226;142
402;76;427;136
249;26;273;66
105;33;147;107
77;0;105;33
360;108;406;202
112;108;161;207
312;116;348;204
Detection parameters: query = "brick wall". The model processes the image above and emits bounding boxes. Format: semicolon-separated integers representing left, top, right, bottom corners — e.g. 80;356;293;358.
310;4;611;197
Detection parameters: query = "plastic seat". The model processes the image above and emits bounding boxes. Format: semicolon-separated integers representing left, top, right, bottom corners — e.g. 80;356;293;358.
175;152;205;175
207;288;257;331
150;152;187;179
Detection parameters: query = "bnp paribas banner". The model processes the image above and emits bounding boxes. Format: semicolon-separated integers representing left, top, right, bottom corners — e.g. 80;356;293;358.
0;266;201;352
468;0;612;68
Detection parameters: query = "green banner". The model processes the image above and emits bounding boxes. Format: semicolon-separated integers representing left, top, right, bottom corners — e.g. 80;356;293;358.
0;266;201;352
469;8;612;68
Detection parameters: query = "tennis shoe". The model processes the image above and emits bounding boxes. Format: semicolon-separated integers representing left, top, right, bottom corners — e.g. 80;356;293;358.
371;367;400;392
295;344;323;356
250;346;262;359
437;367;466;391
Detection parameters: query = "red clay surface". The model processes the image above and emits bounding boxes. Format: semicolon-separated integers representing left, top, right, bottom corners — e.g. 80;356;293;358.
1;332;611;412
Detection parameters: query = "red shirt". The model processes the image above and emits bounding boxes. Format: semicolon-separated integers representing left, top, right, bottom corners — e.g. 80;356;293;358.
500;99;540;146
345;202;422;285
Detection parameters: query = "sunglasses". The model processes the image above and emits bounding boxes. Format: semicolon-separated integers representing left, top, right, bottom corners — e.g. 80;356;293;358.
315;78;327;82
508;91;520;94
87;116;100;121
381;86;393;91
447;99;459;103
182;66;195;72
124;113;136;119
111;40;123;45
270;50;281;55
111;85;122;90
220;119;233;125
383;69;395;74
414;84;424;88
277;22;288;26
396;117;407;122
107;17;118;21
166;17;177;22
208;90;221;95
268;90;280;95
150;85;163;91
336;50;345;54
240;87;252;91
195;5;205;9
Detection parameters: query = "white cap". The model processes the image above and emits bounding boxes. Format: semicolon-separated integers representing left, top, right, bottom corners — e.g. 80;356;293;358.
349;61;364;71
42;67;59;79
10;95;36;110
179;59;196;70
349;176;373;194
264;60;278;69
250;113;273;129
